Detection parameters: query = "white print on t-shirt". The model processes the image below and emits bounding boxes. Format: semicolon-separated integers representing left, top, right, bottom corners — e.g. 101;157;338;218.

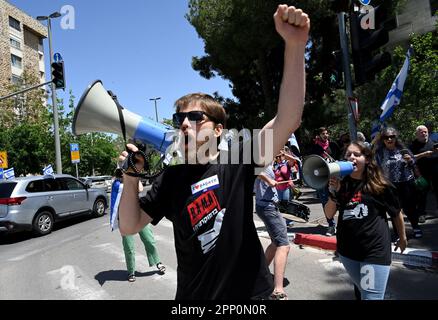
191;175;220;195
343;203;369;220
197;209;226;254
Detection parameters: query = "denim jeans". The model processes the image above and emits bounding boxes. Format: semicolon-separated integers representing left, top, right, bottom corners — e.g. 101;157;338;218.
338;254;391;300
277;188;290;202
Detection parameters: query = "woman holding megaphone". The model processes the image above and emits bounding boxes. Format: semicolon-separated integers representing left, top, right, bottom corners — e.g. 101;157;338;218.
324;141;407;300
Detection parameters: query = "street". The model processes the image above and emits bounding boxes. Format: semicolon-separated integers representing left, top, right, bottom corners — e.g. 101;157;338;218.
1;187;437;300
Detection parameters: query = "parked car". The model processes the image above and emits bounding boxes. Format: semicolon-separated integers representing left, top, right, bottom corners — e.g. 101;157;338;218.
79;176;113;193
0;174;108;236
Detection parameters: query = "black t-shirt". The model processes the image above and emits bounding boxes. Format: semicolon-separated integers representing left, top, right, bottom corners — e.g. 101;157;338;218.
139;142;273;300
336;176;401;265
409;139;438;178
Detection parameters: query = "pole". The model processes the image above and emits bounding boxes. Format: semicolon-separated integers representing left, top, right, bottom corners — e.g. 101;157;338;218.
0;81;52;102
154;100;158;122
48;17;63;174
75;163;79;178
338;12;357;141
150;97;161;122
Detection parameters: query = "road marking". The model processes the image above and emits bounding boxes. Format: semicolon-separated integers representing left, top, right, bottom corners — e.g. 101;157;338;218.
8;235;81;261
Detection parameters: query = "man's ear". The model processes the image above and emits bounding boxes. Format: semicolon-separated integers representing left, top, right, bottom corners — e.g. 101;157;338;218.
214;124;223;137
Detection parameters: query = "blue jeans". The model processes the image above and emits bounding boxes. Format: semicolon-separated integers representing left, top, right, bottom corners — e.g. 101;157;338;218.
277;188;290;202
338;254;391;300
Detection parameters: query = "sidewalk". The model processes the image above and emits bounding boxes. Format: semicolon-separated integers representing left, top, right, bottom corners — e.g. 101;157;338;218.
283;187;438;269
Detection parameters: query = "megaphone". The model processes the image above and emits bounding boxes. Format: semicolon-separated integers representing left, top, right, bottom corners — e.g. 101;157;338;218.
302;155;355;190
73;80;177;156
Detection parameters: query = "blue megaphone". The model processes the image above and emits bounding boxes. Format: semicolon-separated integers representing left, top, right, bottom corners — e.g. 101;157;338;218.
72;80;179;158
302;155;355;189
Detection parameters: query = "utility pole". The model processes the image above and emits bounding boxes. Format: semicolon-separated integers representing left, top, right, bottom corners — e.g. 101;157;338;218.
337;11;357;141
149;97;161;122
37;12;63;174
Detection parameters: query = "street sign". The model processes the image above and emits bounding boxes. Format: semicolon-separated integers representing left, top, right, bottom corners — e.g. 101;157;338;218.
0;151;8;169
54;52;63;62
70;143;80;164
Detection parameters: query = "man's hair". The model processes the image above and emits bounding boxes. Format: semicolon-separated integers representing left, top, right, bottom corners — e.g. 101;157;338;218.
317;127;328;135
416;125;428;132
174;93;227;128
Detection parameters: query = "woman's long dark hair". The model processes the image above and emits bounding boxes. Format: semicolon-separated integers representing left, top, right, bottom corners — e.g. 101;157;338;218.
346;141;392;195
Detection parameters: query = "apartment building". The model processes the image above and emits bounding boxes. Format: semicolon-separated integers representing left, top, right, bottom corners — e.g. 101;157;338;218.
0;0;47;95
388;0;437;46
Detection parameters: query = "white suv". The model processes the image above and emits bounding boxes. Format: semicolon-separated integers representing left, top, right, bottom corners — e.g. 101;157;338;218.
0;174;108;236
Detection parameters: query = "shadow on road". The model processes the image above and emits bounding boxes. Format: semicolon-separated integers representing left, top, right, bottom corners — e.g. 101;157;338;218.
95;269;162;286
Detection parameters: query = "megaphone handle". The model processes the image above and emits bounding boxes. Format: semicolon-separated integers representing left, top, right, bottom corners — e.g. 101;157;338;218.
107;90;127;149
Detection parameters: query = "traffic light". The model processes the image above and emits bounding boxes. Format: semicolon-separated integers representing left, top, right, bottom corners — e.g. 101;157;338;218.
325;50;344;88
350;4;392;86
51;61;65;90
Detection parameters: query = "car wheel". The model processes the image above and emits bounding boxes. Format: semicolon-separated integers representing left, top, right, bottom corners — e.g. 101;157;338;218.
93;198;106;217
33;211;54;236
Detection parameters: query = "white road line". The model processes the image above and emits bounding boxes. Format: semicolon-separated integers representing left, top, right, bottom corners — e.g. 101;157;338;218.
8;235;81;262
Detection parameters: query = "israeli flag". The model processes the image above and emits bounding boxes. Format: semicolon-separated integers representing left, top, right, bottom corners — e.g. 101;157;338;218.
288;133;300;152
110;180;123;231
43;165;54;176
4;168;15;180
379;47;413;122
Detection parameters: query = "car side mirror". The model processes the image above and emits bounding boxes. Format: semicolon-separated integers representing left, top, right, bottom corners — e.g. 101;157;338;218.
85;180;92;188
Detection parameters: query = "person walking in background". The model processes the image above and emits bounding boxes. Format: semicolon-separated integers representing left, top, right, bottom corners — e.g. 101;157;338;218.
374;127;422;238
410;125;438;223
110;169;165;282
325;141;407;300
255;167;291;300
311;127;340;236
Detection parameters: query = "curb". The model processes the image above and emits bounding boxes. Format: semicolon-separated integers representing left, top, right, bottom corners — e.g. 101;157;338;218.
293;233;438;269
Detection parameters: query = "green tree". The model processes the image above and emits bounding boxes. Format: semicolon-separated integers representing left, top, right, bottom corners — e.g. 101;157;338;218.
355;26;438;143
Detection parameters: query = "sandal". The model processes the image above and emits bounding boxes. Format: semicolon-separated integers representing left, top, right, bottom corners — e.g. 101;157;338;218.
156;262;166;274
270;291;288;300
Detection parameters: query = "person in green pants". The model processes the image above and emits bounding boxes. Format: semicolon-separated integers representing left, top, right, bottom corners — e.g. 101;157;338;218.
122;225;166;282
111;168;166;282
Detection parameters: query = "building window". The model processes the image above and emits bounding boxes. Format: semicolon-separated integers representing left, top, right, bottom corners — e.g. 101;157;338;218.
9;16;21;31
11;54;22;68
10;38;21;50
11;75;22;84
431;0;438;15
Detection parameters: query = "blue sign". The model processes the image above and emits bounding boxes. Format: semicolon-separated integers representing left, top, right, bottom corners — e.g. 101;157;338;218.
70;143;79;152
4;168;15;180
54;52;63;62
0;168;3;180
359;0;371;5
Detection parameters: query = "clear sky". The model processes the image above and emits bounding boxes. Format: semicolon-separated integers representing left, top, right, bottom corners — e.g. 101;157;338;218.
8;0;234;123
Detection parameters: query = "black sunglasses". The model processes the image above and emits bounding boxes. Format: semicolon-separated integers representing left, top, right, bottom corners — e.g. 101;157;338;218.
172;111;219;127
383;135;396;140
